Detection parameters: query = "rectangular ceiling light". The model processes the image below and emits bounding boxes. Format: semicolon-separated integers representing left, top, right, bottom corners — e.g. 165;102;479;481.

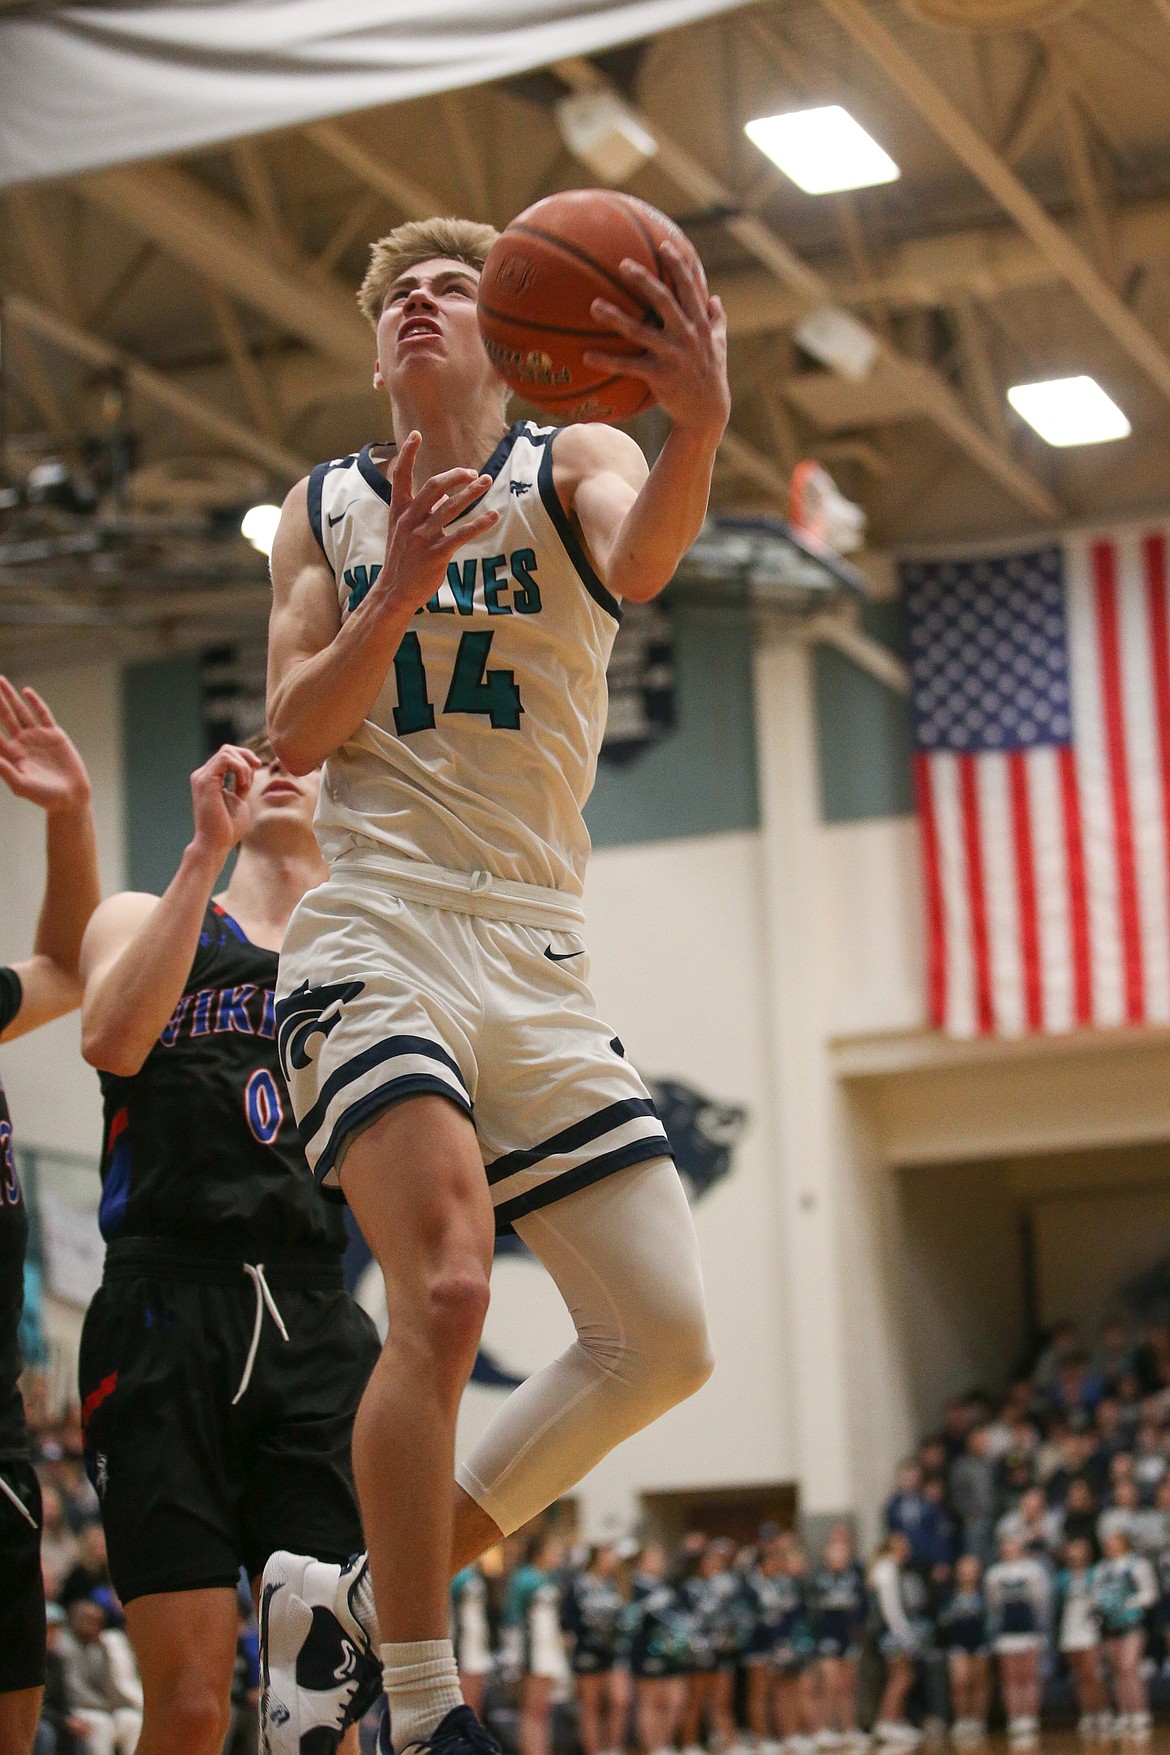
744;104;900;195
1007;376;1132;447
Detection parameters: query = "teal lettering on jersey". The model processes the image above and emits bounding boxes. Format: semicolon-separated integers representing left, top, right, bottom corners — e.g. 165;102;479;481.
482;553;509;615
345;551;544;619
446;558;477;615
510;547;542;615
343;563;382;612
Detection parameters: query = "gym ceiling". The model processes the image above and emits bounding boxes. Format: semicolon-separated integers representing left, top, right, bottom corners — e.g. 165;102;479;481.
3;0;1170;662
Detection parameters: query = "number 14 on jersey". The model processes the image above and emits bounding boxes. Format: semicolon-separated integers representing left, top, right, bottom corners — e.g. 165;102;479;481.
393;631;524;735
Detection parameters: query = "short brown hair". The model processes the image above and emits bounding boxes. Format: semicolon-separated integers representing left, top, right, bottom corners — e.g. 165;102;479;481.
357;217;500;328
244;729;276;764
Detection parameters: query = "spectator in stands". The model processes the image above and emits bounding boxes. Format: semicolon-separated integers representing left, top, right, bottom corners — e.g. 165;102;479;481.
936;1554;990;1746
58;1521;111;1609
1094;1317;1135;1389
1048;1353;1104;1422
36;1605;81;1755
1059;1477;1100;1556
995;1487;1060;1559
885;1461;950;1575
950;1428;998;1566
869;1532;930;1749
1098;1479;1142;1551
985;1533;1050;1751
1133;1421;1168;1501
1093;1528;1158;1741
56;1598;142;1755
1055;1537;1109;1742
39;1484;78;1604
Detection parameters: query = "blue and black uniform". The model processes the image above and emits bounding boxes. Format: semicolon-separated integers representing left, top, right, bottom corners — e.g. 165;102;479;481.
811;1561;867;1660
562;1568;626;1674
78;905;379;1602
680;1570;752;1675
937;1586;989;1656
622;1572;694;1679
0;966;46;1693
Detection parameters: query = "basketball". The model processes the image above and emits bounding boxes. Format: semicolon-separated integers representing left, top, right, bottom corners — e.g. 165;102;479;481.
477;188;707;422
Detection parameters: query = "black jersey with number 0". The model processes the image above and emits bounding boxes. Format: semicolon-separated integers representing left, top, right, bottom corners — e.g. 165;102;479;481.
0;966;31;1458
97;905;345;1257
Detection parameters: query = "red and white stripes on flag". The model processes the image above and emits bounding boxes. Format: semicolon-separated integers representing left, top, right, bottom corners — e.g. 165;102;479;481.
903;529;1170;1038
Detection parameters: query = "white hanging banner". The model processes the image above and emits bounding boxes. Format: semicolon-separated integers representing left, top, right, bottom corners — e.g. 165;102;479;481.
0;0;751;189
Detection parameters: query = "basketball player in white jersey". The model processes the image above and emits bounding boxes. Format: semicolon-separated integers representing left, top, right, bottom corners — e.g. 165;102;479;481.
260;215;729;1755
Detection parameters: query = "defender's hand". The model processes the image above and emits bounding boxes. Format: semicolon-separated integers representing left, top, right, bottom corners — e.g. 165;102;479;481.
0;676;91;814
585;240;730;437
188;744;261;866
374;431;500;617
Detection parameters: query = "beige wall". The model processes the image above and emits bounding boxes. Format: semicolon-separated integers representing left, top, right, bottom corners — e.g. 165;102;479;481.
0;661;124;1156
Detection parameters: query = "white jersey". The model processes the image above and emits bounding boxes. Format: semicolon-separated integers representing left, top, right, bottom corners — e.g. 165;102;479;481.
308;421;622;897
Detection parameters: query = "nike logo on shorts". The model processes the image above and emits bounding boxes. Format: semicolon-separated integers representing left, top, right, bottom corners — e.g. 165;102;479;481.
544;945;583;963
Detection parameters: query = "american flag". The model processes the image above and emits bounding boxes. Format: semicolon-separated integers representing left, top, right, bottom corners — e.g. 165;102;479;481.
902;531;1170;1037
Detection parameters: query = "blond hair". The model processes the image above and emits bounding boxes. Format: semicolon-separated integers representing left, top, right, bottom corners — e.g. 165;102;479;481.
358;217;500;328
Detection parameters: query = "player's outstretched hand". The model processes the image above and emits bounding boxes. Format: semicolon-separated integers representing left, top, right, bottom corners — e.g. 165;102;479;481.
0;676;91;814
189;744;262;866
377;431;501;616
584;239;730;437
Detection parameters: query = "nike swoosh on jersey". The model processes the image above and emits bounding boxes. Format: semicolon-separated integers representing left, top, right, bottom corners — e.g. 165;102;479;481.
544;945;583;962
327;503;357;527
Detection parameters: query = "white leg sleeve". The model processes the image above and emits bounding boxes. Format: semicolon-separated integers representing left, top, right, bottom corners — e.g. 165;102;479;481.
455;1157;713;1536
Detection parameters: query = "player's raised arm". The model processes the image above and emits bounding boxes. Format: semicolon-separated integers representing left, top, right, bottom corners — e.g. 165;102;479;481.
267;448;500;774
0;678;100;1043
80;744;259;1077
566;237;729;604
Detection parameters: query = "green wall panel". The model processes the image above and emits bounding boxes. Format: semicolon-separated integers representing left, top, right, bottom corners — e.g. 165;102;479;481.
585;605;760;848
122;656;206;894
814;599;914;825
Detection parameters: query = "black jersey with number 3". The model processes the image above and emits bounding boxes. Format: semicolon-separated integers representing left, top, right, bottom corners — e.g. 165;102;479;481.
97;905;345;1256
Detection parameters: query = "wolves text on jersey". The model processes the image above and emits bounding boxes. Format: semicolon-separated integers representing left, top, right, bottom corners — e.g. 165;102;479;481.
344;548;542;618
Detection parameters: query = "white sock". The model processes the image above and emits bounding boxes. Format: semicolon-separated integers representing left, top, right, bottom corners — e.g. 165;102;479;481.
381;1639;463;1749
351;1563;382;1646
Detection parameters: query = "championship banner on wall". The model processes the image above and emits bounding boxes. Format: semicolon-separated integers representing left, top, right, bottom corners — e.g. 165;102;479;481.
902;529;1170;1038
599;598;675;767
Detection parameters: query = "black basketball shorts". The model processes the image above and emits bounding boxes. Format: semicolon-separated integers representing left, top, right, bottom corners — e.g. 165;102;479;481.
0;1455;46;1691
78;1240;380;1604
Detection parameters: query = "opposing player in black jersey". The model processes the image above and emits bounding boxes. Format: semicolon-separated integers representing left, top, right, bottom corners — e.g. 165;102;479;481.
0;676;100;1755
77;737;380;1755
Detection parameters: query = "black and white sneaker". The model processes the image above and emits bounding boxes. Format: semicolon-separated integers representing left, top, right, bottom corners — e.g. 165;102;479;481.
380;1703;503;1755
259;1549;382;1753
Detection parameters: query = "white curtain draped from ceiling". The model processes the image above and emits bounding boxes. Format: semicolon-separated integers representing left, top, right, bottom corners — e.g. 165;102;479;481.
0;0;751;188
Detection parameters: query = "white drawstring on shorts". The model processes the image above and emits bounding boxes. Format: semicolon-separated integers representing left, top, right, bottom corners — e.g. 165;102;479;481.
0;1471;38;1529
232;1262;290;1404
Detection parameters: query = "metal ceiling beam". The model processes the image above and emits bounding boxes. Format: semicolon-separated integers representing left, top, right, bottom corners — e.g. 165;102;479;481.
3;293;311;481
818;0;1170;407
554;57;1060;522
303;120;444;222
80;162;372;370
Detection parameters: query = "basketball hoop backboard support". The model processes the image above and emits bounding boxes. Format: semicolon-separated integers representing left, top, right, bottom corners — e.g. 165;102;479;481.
673;515;910;696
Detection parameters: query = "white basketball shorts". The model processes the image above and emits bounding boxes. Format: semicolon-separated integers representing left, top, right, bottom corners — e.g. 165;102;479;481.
275;848;672;1233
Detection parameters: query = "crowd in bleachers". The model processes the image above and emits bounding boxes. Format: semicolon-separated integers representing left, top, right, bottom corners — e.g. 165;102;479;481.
23;1310;1170;1754
22;1375;258;1755
436;1314;1170;1755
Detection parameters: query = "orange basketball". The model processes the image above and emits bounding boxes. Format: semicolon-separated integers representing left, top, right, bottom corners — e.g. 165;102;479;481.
477;189;707;422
